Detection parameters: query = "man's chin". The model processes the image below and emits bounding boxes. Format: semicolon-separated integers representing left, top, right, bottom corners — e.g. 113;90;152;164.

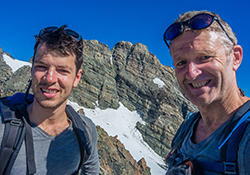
189;96;214;107
36;99;65;110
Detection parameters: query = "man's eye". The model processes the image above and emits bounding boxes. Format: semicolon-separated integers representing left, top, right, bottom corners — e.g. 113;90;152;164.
58;69;70;74
35;65;47;70
202;56;212;60
176;61;187;67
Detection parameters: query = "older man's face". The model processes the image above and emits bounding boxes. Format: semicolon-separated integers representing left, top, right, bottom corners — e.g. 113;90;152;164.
170;30;236;107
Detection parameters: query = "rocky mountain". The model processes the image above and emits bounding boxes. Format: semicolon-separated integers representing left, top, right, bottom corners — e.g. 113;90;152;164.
0;40;197;174
97;126;151;175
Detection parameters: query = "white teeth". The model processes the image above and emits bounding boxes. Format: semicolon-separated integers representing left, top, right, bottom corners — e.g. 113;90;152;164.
42;89;57;93
192;81;208;88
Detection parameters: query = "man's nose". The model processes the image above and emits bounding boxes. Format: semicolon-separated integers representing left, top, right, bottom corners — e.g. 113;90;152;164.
44;67;57;83
185;62;201;80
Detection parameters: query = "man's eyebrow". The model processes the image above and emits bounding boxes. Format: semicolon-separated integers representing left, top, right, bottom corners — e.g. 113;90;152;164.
33;60;47;65
172;49;216;61
57;65;74;71
172;56;184;63
172;53;188;62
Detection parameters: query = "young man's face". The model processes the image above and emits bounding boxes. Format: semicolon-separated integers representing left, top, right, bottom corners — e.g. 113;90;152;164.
170;30;238;107
31;43;82;109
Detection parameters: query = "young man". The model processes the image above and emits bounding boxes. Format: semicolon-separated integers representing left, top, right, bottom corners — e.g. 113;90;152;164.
0;25;99;174
163;11;250;174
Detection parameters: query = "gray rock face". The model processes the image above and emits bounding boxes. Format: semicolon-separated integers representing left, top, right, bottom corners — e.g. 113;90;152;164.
0;40;196;166
0;48;13;95
71;40;197;156
0;49;31;97
97;126;151;175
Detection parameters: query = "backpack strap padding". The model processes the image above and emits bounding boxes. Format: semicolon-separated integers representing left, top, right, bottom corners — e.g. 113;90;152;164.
65;105;90;174
24;119;36;175
0;98;25;175
15;104;36;175
166;112;199;166
227;119;250;161
224;119;250;174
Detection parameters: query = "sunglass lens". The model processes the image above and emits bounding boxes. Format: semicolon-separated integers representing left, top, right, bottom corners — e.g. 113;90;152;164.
38;27;82;41
164;22;182;40
65;29;82;41
190;14;213;30
39;27;58;35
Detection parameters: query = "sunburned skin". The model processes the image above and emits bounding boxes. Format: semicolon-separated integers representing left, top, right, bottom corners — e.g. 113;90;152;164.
169;30;235;108
169;29;249;143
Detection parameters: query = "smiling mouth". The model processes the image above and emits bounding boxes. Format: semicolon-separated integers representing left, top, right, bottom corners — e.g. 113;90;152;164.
41;88;58;93
191;80;210;88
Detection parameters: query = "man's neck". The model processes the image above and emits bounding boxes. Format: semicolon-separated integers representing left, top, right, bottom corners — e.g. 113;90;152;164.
27;101;70;136
193;91;250;144
198;94;249;127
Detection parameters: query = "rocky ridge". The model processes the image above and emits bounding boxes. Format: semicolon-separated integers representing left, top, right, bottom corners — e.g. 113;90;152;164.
72;40;196;157
0;40;196;174
97;126;151;175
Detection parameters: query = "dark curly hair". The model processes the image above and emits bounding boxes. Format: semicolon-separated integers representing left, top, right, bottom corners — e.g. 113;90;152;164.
33;25;83;74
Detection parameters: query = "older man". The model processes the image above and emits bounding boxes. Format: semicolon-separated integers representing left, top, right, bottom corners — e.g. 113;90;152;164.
164;11;250;175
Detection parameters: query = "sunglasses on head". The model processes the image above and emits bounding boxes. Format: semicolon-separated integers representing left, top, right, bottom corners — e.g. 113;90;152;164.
163;13;235;48
39;26;82;41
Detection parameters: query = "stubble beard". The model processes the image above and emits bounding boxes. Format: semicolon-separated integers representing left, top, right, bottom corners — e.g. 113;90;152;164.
32;84;70;110
35;95;68;110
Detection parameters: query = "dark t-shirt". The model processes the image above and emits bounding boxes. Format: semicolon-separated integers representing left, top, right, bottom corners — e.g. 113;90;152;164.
179;101;250;174
0;108;100;175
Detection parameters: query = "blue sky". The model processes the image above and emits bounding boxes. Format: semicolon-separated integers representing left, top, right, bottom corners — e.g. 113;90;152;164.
0;0;249;96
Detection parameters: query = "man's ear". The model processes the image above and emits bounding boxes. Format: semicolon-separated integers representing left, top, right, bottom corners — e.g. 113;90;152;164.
73;69;82;87
232;45;243;71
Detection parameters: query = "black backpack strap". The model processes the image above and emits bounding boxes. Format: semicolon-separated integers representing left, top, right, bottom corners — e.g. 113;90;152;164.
66;105;90;174
15;104;36;175
0;96;36;175
165;112;200;166
0;98;25;175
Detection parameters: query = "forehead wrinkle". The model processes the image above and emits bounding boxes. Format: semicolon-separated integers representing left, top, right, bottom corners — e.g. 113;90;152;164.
170;30;223;60
171;43;194;61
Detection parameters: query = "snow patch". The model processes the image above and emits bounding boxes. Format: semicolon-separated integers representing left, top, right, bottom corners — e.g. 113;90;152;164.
67;100;166;174
2;53;31;72
153;78;165;88
110;55;113;65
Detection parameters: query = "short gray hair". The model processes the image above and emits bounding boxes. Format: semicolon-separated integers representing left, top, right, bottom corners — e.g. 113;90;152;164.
172;10;237;54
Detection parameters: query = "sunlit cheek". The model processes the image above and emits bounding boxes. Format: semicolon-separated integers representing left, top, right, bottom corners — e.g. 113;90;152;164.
32;72;43;80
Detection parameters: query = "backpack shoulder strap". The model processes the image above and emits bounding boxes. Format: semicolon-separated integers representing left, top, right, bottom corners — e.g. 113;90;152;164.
165;112;200;164
65;105;91;174
15;103;36;175
225;117;250;174
0;97;25;175
172;112;199;147
197;111;250;175
0;94;36;175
